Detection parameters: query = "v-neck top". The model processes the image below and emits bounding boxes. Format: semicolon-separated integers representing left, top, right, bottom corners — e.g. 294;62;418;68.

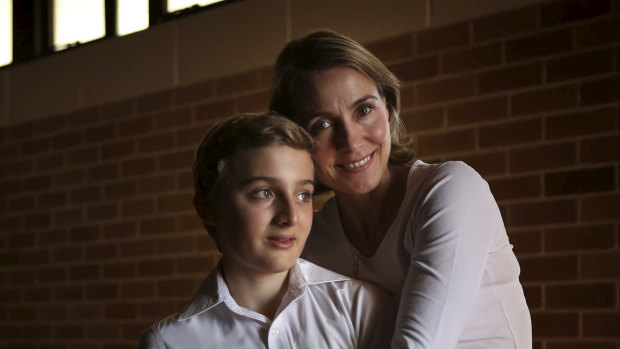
302;160;532;349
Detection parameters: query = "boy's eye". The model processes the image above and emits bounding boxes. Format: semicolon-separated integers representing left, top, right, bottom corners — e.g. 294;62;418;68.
296;191;312;202
309;120;332;134
252;189;273;199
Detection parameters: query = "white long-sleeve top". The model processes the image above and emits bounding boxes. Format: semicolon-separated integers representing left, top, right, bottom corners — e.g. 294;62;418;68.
137;259;395;349
303;161;532;348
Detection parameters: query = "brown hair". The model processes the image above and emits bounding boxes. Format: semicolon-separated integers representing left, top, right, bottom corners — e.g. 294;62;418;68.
269;29;414;165
192;112;314;250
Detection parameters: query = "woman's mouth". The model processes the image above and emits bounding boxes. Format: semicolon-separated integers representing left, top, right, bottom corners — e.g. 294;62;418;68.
339;152;374;171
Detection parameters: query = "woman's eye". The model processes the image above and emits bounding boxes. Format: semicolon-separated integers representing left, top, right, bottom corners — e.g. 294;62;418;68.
359;105;373;116
252;189;273;199
296;191;313;202
309;120;332;134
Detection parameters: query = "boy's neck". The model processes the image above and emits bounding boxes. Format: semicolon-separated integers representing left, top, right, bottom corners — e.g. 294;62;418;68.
221;261;291;320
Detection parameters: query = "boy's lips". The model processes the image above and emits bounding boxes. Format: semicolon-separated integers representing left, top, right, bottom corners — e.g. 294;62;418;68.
267;235;296;249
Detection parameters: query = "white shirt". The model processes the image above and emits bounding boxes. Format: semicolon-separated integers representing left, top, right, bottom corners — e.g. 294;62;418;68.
303;161;532;349
137;259;395;349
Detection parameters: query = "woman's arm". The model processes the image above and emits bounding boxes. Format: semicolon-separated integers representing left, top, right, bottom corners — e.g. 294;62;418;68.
392;162;502;348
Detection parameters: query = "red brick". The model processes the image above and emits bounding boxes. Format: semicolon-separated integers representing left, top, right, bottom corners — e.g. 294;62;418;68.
23;287;51;302
547;48;613;83
104;303;137;320
139;300;179;319
195;99;235;122
8;196;35;211
84;123;117;143
70;186;101;203
119;116;153;138
37;267;66;283
366;33;414;62
547;341;615;349
157;236;196;254
441;43;501;75
139;217;176;236
121;157;156;176
54;285;83;300
0;288;20;303
541;0;612;27
401;85;416;109
9;306;37;321
158;278;194;297
546;107;616;139
532;312;579;337
401;107;444;132
102;98;135;119
0;143;20;161
522;285;541;308
87;163;118;182
582;194;620;220
139;259;175;277
21;137;50;155
0;179;21;195
21;249;51;266
137;90;172;113
104;181;137;199
53;169;84;187
257;66;273;88
25;211;51;228
511;85;579;116
575;16;620;48
0;325;21;340
581;251;620;278
155;108;192;130
509;142;576;172
479;63;543;94
119;240;155;257
417;22;469;53
102;140;135;160
545;166;614;196
87;323;119;339
581;75;620;106
388;56;438;82
69;225;99;242
583;313;620;336
547;282;615;309
215;71;258;96
103;262;137;280
489;175;541;201
52;131;82;150
174;81;213;105
159;149;194;171
237;90;270;114
52;246;82;262
86;283;118;300
39;304;68;320
177;255;215;275
39;191;67;208
417;75;476;105
581;135;620;163
86;203;117;221
66;107;100;127
32;114;67;135
22;325;51;340
54;324;85;339
178;172;195;190
473;6;538;42
103;221;136;240
480;118;542;148
0;215;21;230
545;224;614;251
36;153;65;171
138;175;176;194
2;158;33;177
158;193;193;213
507;228;542;254
121;281;155;299
8;269;36;284
86;243;117;261
506;28;573;63
176;124;212;147
23;175;51;192
177;213;204;232
416;129;476;156
121;198;153;218
510;199;576;226
39;229;67;245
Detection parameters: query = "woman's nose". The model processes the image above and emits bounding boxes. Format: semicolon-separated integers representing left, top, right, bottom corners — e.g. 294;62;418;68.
274;198;298;226
334;120;362;152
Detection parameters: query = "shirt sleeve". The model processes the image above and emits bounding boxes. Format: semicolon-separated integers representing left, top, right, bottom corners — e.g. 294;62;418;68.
349;281;397;349
391;162;501;348
136;327;164;349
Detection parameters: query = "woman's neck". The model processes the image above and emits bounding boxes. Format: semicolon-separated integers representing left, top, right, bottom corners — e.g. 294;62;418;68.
221;261;290;320
335;164;409;257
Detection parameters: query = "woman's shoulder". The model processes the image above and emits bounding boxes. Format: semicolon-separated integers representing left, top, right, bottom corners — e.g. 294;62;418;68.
409;160;485;191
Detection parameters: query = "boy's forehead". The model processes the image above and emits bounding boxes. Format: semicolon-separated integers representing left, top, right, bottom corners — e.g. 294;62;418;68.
226;145;313;183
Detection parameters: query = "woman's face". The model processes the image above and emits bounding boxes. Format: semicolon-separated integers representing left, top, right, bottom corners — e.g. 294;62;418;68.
294;67;391;195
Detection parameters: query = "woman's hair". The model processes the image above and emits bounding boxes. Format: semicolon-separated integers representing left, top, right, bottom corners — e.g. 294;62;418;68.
192;112;314;250
269;29;415;165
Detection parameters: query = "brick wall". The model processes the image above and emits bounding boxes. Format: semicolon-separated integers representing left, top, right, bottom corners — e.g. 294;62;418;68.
1;0;619;347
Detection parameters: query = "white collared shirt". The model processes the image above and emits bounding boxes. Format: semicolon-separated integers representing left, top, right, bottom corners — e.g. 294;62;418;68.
137;259;395;349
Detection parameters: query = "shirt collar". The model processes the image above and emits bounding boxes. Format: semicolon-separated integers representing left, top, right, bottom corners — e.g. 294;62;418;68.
177;258;349;320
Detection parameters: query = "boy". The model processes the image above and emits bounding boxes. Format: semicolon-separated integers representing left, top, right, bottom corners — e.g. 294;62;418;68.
137;113;394;348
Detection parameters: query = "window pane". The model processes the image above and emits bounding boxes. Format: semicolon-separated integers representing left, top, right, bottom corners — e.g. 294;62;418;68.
167;0;225;12
117;0;149;36
54;0;105;51
0;0;11;66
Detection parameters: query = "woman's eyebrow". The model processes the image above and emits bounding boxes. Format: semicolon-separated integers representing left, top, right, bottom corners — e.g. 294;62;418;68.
350;95;378;107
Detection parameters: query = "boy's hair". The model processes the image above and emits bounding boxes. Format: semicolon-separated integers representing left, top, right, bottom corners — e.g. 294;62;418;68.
192;112;314;250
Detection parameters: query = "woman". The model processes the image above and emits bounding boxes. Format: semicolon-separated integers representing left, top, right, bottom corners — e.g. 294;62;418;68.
269;30;531;348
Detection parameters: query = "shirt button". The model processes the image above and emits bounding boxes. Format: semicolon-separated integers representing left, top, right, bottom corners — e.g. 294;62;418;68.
271;328;280;335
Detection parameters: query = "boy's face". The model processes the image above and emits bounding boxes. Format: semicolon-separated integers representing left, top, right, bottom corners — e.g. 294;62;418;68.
214;145;315;278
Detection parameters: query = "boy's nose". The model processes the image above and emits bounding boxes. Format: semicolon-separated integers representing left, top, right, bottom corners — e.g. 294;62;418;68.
274;198;298;226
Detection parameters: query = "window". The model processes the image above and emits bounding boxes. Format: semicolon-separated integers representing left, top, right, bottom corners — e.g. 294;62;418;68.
0;0;11;66
53;0;105;51
167;0;226;13
117;0;149;36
